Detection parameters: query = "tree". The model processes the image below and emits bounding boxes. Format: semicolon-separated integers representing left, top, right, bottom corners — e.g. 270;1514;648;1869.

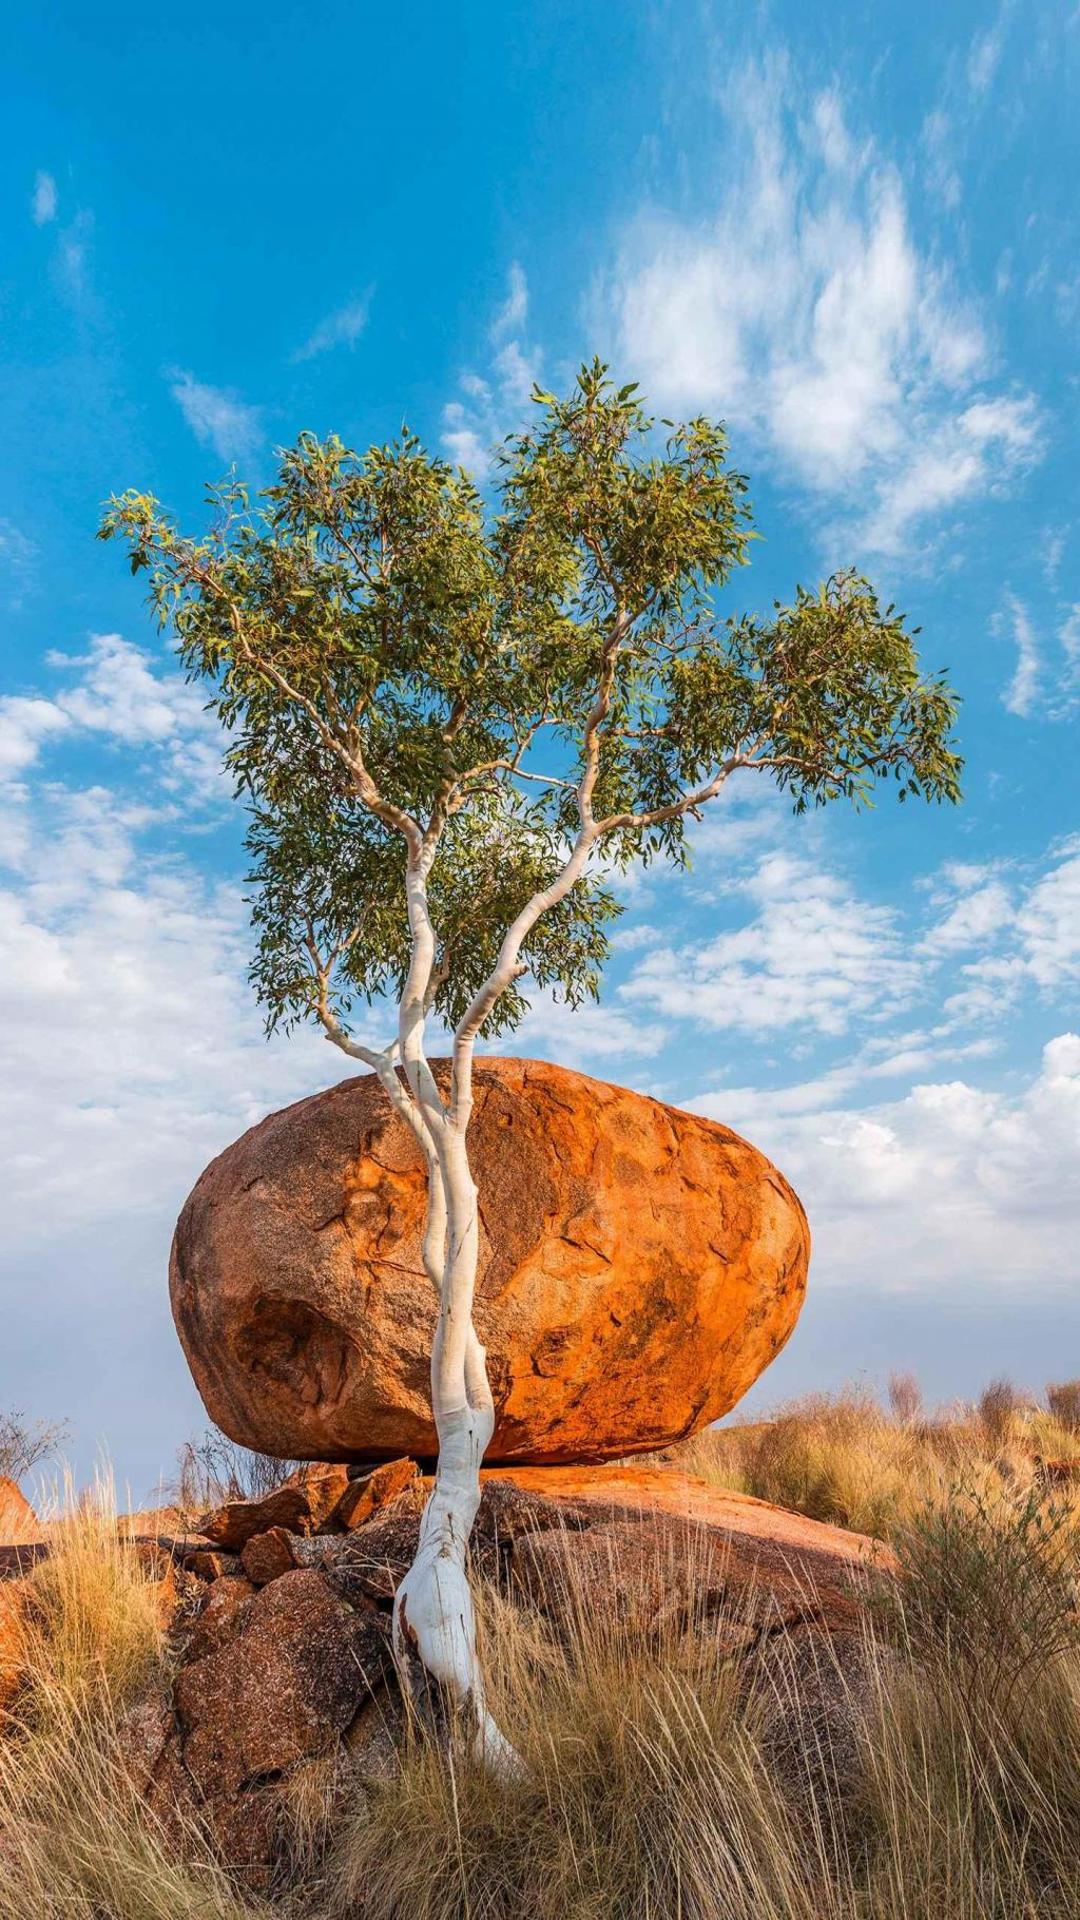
100;362;961;1770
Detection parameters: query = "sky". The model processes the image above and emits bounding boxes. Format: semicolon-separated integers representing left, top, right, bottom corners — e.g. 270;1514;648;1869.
1;0;1078;1495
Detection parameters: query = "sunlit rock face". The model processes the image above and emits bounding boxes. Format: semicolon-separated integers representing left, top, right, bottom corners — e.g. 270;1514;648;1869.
170;1058;810;1465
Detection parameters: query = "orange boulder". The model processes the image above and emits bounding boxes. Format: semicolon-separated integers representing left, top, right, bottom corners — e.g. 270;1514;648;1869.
0;1477;38;1546
171;1059;810;1465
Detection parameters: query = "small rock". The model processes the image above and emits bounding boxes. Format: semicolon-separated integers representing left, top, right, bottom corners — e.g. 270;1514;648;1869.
241;1526;301;1586
751;1625;882;1850
184;1575;257;1662
1035;1456;1080;1489
185;1548;242;1581
311;1482;428;1604
335;1457;419;1530
199;1463;351;1551
346;1684;409;1781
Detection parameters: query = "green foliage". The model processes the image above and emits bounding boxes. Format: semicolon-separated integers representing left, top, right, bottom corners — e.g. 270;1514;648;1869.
99;362;962;1047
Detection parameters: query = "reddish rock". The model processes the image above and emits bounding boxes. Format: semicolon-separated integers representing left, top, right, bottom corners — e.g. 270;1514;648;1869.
184;1549;240;1581
296;1481;430;1605
124;1468;885;1887
171;1059;810;1464
1035;1456;1080;1489
241;1527;300;1585
0;1478;37;1546
184;1575;257;1662
199;1463;350;1550
335;1457;419;1530
489;1465;882;1640
174;1570;387;1802
141;1568;390;1883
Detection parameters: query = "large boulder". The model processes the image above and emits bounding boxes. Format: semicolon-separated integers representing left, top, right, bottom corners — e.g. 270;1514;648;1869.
171;1058;810;1465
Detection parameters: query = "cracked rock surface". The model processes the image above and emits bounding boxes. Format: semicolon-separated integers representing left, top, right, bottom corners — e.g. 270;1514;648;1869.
170;1057;810;1464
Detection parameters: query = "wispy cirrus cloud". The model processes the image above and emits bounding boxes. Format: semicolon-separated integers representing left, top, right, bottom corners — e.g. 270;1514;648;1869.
999;591;1041;717
0;520;37;611
169;368;262;463
598;55;1042;560
442;261;542;477
31;170;57;225
293;291;372;362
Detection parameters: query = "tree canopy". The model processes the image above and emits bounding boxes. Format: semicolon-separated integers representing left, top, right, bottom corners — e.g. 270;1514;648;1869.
100;362;962;1051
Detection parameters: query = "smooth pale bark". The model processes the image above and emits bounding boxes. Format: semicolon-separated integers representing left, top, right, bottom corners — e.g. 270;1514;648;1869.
388;834;603;1767
391;1127;515;1770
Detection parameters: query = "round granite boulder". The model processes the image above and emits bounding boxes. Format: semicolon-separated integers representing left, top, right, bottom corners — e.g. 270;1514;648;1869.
170;1058;810;1465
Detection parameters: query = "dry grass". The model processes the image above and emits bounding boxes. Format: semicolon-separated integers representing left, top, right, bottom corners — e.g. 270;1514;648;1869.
320;1497;1080;1920
0;1471;270;1920
678;1380;1080;1540
3;1392;1080;1919
11;1471;166;1729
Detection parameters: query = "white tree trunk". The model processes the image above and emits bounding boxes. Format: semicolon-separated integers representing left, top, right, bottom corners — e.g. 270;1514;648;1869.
391;1122;519;1772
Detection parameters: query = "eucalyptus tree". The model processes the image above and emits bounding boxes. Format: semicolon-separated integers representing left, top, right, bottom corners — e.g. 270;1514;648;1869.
101;363;961;1769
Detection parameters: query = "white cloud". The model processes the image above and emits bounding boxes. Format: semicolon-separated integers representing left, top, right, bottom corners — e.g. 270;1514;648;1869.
921;110;962;210
967;19;1005;96
508;987;666;1061
622;851;918;1037
920;877;1013;954
1016;847;1080;992
31;170;57;225
1054;604;1080;715
688;1033;1080;1293
169;369;262;464
600;57;1041;557
854;397;1041;559
999;591;1040;717
0;646;355;1253
442;264;541;478
293;293;371;362
0;787;330;1252
55;211;94;309
0;697;72;779
0;519;36;608
0;636;224;799
493;261;528;336
939;843;1080;1022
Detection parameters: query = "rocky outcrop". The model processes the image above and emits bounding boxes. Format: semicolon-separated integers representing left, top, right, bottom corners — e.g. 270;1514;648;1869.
127;1569;389;1890
118;1464;879;1888
198;1463;351;1550
170;1059;810;1465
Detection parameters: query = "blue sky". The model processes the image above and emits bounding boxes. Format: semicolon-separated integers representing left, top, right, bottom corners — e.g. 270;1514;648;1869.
2;1;1078;1492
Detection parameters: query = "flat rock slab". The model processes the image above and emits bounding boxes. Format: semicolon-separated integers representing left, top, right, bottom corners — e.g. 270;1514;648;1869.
484;1465;882;1568
484;1466;887;1633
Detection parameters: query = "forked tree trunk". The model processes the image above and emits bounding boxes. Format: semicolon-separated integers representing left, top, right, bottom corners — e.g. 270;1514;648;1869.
386;830;602;1770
